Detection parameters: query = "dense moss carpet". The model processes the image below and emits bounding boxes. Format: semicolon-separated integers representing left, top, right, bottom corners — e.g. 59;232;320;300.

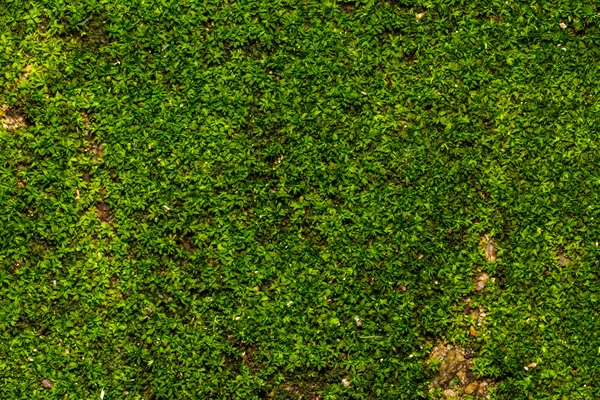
2;1;600;398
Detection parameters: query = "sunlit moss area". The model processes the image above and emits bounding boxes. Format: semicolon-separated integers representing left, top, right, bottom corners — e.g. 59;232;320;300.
2;1;600;398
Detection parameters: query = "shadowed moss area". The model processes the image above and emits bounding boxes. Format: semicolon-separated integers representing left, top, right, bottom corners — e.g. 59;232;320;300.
2;0;600;398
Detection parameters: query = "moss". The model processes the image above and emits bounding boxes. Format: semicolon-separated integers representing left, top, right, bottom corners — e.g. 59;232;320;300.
2;0;600;398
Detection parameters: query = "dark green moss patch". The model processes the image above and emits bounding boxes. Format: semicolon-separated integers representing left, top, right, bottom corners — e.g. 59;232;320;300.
3;0;600;399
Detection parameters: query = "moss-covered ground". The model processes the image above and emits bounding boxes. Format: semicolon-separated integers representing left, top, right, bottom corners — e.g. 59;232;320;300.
2;1;600;398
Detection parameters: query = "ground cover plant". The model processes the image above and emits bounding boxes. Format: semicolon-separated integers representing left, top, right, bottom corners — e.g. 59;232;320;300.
2;0;600;398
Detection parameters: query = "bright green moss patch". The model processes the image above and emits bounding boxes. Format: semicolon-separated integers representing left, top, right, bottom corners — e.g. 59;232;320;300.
2;0;600;398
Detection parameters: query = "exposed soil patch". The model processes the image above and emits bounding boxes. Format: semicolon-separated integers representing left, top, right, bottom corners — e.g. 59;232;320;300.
1;105;28;130
556;249;571;266
428;343;494;399
340;3;355;13
81;111;104;162
97;200;113;223
273;367;345;399
464;300;487;327
67;14;111;51
239;342;259;372
179;235;195;253
479;234;496;262
474;271;490;291
41;378;54;389
87;140;105;161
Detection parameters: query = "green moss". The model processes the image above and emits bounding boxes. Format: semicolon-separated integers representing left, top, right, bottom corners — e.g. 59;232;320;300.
2;0;600;398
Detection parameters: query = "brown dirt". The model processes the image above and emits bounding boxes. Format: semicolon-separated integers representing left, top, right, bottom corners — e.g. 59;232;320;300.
41;378;54;388
556;249;571;266
81;111;104;161
1;105;28;130
97;200;113;223
428;343;494;399
475;271;490;291
479;234;496;262
180;236;195;253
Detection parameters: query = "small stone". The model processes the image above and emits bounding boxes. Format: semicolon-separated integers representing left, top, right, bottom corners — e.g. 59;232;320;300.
558;255;570;266
484;237;496;262
475;272;489;291
559;22;567;29
464;381;479;394
42;379;54;388
476;381;489;396
528;362;537;369
342;378;350;387
475;308;487;326
438;350;465;385
443;388;457;399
